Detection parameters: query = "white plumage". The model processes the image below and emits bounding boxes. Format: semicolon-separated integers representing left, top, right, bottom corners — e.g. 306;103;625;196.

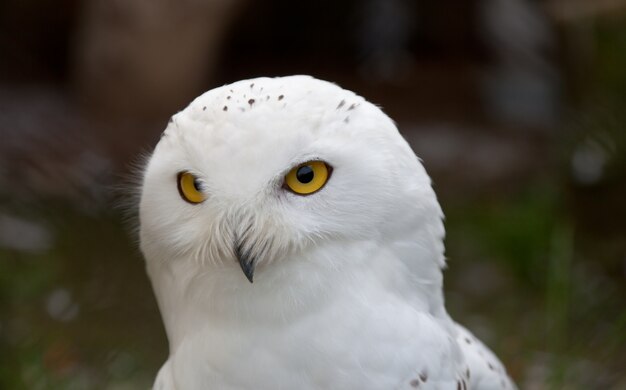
139;75;516;389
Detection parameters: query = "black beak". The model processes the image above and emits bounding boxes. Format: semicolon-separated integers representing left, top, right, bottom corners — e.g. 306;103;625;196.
234;241;256;283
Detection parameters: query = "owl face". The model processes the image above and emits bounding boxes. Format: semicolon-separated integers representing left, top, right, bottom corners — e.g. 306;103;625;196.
139;76;439;283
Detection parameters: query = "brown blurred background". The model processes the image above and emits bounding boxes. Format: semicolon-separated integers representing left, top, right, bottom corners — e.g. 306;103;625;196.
1;0;625;388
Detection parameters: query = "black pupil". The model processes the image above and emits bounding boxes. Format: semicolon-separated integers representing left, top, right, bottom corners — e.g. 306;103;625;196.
296;165;315;184
193;179;202;191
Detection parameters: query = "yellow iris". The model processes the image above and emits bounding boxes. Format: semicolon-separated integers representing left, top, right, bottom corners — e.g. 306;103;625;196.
284;161;330;195
177;172;206;204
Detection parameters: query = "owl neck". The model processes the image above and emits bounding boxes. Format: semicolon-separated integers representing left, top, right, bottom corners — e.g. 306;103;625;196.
146;230;447;352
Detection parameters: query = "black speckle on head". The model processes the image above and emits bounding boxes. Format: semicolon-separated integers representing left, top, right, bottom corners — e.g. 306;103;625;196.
465;337;471;344
488;362;495;371
278;95;284;101
419;372;427;382
250;83;254;88
260;87;263;92
227;96;231;100
248;98;255;106
409;379;419;387
344;116;350;124
337;99;345;109
230;89;233;93
223;106;228;111
266;95;270;100
202;106;207;111
348;103;357;110
239;107;245;112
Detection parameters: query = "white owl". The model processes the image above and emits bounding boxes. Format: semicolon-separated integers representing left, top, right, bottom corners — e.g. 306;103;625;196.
139;75;516;389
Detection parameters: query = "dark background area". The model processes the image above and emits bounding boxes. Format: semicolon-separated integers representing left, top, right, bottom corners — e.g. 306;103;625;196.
1;0;625;388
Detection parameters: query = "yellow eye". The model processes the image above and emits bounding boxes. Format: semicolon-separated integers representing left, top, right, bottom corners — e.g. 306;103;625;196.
177;172;206;204
284;161;331;195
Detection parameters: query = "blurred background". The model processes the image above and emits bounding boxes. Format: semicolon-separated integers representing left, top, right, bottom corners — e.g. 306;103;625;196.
1;0;625;388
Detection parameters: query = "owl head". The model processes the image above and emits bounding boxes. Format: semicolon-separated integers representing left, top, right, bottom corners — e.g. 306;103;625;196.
139;76;444;285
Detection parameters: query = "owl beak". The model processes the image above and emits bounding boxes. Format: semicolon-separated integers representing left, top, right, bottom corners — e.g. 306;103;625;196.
234;241;256;283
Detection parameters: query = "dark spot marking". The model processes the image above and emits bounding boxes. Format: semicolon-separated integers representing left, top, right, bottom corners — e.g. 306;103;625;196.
337;99;345;109
344;116;350;123
248;98;255;106
223;106;228;111
348;103;356;110
419;372;427;382
409;379;419;387
278;95;284;100
239;107;245;112
266;95;270;100
260;87;263;92
488;362;494;371
466;368;470;379
465;337;471;344
250;83;254;88
227;96;231;100
230;89;233;93
202;106;207;111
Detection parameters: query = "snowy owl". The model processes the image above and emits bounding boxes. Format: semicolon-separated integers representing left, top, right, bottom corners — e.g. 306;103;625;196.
139;75;516;389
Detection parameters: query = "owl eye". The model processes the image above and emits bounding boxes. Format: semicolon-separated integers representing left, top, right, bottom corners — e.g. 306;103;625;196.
177;172;206;204
284;161;331;195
